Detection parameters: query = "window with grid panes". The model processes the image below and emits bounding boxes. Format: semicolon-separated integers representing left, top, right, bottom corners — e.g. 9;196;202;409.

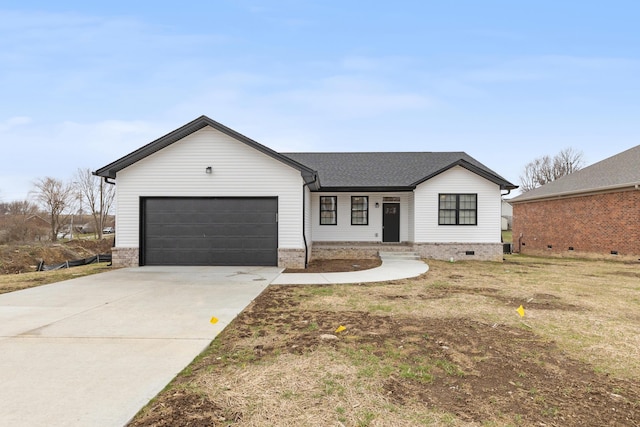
320;196;337;225
438;194;477;225
351;196;368;225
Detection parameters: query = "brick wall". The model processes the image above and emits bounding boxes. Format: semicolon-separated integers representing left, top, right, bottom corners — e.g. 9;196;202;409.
512;189;640;257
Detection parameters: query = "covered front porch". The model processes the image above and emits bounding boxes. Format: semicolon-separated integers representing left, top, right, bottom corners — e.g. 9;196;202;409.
309;192;413;244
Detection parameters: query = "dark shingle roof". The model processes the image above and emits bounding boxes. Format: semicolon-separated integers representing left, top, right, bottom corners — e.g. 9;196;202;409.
93;115;517;191
283;152;516;190
511;144;640;203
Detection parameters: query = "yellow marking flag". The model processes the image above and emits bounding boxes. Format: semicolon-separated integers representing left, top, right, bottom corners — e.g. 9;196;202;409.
335;325;346;333
516;305;525;317
210;316;219;324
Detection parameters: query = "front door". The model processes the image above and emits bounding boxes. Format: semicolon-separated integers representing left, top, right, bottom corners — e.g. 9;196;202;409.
383;203;400;242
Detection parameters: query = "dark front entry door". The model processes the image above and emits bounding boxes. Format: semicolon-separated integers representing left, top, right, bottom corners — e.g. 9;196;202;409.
383;203;400;242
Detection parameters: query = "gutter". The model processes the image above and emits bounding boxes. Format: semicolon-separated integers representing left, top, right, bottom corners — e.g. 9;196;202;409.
302;174;318;268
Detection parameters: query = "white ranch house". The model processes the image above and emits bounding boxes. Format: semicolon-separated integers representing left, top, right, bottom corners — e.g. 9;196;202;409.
95;116;517;268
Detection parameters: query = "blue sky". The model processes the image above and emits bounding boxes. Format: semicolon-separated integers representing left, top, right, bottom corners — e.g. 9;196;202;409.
1;1;639;201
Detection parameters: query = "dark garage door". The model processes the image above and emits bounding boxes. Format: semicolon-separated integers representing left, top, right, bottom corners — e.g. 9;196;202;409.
141;197;278;266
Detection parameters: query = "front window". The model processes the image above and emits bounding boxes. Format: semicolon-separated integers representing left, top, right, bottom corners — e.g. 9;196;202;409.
320;196;337;225
351;196;368;225
439;194;477;225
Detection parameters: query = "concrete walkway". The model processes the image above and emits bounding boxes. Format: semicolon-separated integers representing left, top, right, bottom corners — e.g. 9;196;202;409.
271;251;428;285
0;266;279;427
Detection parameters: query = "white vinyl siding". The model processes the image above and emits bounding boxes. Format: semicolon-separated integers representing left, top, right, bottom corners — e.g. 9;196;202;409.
115;127;304;249
414;166;501;243
311;192;410;242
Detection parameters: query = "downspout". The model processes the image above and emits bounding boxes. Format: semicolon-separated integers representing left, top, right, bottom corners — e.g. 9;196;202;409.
102;176;116;265
302;174;318;268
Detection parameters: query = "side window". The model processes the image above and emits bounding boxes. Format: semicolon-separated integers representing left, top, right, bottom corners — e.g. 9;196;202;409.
320;196;337;225
438;194;477;225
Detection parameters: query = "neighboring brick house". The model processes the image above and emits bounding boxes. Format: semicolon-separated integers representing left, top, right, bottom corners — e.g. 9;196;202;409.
510;145;640;259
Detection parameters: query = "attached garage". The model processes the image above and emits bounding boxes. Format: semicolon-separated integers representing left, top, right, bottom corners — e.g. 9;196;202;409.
141;197;278;266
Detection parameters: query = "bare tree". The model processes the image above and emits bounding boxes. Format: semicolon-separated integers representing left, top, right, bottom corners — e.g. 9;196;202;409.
31;177;75;241
74;168;115;239
519;147;584;192
0;200;46;243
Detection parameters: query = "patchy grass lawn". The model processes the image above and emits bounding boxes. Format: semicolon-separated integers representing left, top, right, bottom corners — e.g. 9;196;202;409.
0;263;112;294
131;255;640;426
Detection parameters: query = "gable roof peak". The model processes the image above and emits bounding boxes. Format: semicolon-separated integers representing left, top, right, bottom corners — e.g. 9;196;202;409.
94;115;316;183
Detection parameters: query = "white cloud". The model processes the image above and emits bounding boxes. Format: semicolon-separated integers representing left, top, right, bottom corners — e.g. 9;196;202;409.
464;55;640;83
0;117;166;201
0;116;32;132
281;76;433;119
56;119;161;161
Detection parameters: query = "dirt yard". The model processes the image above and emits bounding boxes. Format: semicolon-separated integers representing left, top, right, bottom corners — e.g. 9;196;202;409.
0;238;114;293
130;255;640;426
0;238;113;274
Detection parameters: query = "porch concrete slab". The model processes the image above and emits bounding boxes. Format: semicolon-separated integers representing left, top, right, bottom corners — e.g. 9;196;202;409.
0;266;279;427
271;257;428;285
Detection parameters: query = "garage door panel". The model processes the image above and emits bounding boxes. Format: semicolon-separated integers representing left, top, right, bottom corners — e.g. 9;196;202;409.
142;197;278;266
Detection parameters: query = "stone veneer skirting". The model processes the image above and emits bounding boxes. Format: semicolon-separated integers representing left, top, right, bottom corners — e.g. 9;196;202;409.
312;242;503;262
412;242;503;262
277;248;306;269
112;247;139;268
111;242;502;269
113;247;307;269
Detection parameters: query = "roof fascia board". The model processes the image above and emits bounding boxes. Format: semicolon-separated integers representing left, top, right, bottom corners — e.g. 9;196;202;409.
314;186;414;192
94;115;317;181
410;159;518;190
510;182;640;204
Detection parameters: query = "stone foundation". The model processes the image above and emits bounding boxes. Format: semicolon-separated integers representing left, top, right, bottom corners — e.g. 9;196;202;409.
112;242;502;269
413;243;503;262
278;248;306;269
311;242;502;262
112;247;139;268
311;242;413;261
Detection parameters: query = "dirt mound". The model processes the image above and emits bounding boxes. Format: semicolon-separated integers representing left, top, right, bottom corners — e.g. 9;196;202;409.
0;238;113;274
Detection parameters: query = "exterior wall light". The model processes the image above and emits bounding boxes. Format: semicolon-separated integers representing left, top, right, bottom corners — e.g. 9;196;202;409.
205;166;212;174
375;202;380;208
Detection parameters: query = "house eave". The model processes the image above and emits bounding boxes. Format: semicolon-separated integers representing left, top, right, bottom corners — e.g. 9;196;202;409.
510;182;640;203
410;159;517;190
314;186;415;193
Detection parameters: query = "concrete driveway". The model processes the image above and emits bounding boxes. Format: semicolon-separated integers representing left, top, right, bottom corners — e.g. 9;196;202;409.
0;266;280;427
